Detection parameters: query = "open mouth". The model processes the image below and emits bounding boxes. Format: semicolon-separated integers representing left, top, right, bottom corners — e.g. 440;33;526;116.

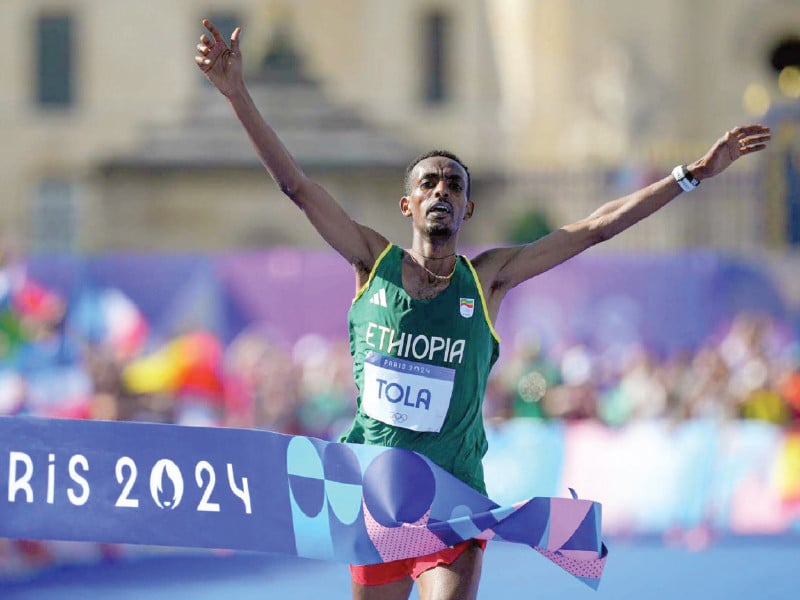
426;201;453;216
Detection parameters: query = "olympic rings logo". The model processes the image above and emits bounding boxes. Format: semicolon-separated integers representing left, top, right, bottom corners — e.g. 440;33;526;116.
389;412;408;423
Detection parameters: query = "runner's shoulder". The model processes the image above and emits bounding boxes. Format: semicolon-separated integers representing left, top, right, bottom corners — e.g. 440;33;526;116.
468;247;514;290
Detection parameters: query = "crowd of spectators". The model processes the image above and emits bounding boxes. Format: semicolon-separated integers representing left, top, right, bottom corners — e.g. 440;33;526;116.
218;311;800;435
486;311;800;427
0;251;798;437
2;250;799;577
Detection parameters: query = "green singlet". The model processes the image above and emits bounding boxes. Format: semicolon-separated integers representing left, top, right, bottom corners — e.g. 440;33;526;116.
340;244;500;494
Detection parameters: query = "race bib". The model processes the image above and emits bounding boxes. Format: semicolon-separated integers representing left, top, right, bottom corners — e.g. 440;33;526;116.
361;351;455;432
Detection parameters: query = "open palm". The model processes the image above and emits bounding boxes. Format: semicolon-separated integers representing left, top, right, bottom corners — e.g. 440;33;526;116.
195;19;243;97
698;125;771;179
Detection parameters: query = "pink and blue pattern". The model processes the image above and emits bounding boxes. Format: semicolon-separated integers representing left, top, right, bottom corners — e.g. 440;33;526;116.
0;417;607;589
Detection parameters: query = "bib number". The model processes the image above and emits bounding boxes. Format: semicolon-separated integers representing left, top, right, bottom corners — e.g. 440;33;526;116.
361;351;455;433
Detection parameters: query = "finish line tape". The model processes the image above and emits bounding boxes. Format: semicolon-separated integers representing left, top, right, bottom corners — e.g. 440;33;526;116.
0;416;607;589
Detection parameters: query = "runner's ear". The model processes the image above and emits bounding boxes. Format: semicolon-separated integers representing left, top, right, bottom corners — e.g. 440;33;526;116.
464;200;474;221
400;196;412;217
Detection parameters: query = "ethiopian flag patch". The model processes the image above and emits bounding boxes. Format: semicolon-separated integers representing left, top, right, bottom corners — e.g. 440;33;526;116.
459;297;475;318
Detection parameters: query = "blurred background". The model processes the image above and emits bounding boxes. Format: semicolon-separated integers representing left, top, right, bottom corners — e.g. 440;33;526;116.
1;0;799;598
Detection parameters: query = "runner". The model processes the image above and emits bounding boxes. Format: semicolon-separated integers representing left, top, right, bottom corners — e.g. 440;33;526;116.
195;18;770;600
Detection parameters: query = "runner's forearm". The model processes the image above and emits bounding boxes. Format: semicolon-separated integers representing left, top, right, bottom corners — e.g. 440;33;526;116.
589;175;683;241
587;154;709;223
225;85;307;198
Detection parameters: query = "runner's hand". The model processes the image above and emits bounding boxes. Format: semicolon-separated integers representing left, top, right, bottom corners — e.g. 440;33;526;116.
195;19;243;97
693;125;771;180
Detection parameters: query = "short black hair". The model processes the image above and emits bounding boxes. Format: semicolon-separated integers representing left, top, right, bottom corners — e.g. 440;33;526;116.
404;150;471;198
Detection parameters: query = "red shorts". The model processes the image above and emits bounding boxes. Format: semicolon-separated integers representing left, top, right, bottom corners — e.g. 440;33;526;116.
350;539;487;586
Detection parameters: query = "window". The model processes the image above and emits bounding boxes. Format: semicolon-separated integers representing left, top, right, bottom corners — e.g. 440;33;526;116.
36;14;74;107
422;12;450;104
30;180;79;254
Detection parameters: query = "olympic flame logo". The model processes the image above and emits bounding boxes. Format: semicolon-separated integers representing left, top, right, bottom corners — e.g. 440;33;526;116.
150;459;184;510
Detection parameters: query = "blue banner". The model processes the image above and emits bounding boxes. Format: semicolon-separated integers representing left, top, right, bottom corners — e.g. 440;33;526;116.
0;417;607;588
484;420;800;537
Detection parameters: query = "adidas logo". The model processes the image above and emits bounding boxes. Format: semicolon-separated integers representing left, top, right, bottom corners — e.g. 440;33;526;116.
369;288;388;307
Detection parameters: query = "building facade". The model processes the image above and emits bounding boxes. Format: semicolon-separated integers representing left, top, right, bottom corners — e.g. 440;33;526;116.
1;0;798;254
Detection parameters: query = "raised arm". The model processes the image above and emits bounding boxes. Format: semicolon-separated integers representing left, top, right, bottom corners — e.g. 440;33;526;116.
473;125;771;318
195;20;388;284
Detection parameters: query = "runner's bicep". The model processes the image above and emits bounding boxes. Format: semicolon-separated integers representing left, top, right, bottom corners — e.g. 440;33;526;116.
474;223;600;292
292;178;388;270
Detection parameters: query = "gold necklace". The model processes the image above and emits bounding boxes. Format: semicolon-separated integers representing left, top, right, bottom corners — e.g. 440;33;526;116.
407;250;457;281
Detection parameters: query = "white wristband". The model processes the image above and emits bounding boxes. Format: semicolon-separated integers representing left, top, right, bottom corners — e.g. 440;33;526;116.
672;164;700;192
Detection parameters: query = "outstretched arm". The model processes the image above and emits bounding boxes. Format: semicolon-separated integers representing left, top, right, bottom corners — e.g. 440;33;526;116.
473;125;771;317
195;20;388;284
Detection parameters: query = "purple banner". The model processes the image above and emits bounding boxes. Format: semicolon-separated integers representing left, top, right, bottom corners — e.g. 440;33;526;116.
26;250;795;354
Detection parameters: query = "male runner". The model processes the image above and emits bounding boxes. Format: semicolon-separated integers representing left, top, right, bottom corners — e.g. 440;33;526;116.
195;19;770;600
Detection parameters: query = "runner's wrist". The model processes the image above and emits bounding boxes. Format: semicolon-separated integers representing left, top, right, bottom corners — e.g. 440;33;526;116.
224;82;249;103
686;158;709;181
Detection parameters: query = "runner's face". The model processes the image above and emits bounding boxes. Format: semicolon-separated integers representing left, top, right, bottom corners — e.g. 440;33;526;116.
401;157;473;239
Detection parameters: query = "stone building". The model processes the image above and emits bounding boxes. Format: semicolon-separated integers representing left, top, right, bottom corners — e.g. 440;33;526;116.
1;0;798;254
